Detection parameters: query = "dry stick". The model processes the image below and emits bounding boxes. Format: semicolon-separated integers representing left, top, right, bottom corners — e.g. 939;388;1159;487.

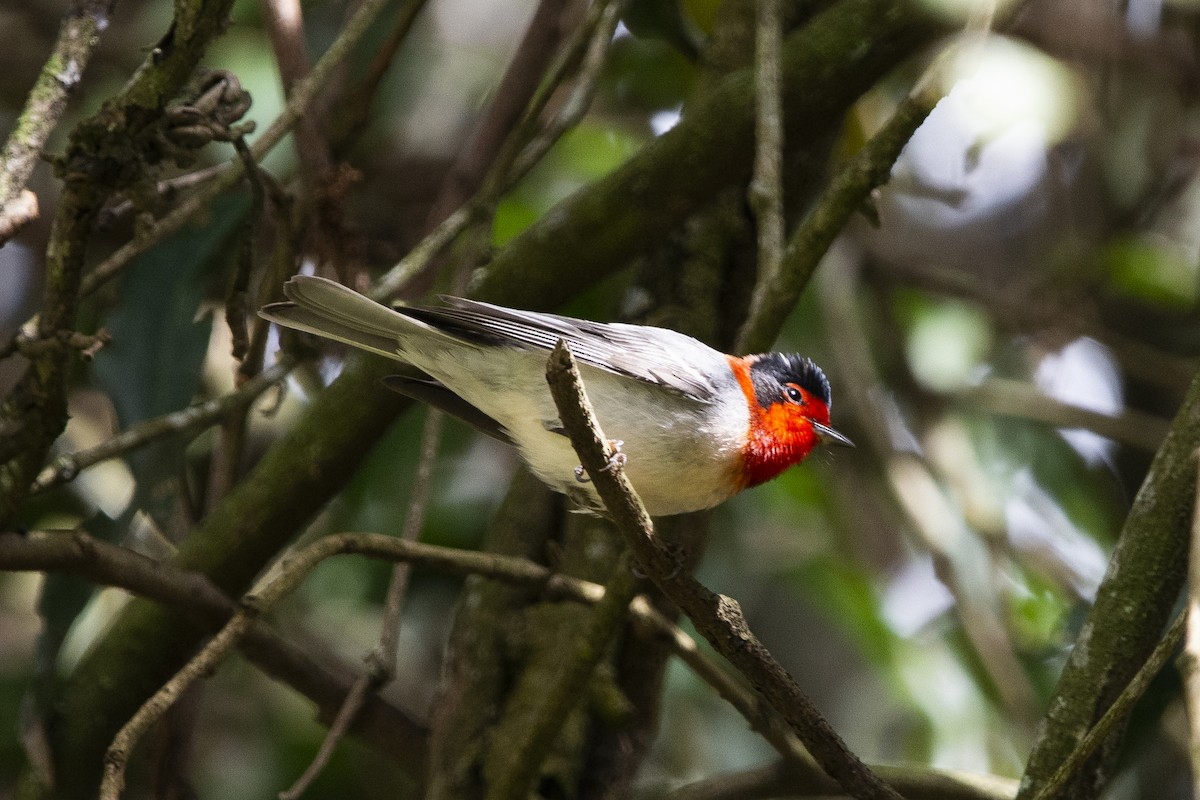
279;410;444;800
1029;611;1185;800
743;0;785;339
1187;460;1200;798
29;359;293;495
0;0;116;244
543;341;904;800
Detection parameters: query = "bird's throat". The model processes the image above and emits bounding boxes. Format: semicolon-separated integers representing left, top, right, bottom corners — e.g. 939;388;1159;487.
726;356;820;488
739;408;820;487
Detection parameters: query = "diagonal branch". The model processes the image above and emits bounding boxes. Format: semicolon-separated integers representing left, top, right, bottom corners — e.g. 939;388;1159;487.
544;341;904;800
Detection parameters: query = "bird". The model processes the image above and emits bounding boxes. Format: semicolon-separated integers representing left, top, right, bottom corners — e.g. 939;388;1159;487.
260;276;853;516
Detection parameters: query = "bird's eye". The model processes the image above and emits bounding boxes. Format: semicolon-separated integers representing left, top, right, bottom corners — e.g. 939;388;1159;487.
785;385;804;404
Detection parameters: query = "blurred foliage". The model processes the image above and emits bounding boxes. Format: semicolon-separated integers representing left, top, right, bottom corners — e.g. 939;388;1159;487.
2;0;1200;797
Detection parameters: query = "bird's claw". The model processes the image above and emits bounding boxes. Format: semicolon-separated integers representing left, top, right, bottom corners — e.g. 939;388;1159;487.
600;441;626;473
574;440;625;483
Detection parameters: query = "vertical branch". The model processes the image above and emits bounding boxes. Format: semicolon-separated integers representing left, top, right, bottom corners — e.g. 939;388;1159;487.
743;0;785;344
736;84;939;354
0;0;115;244
261;0;332;184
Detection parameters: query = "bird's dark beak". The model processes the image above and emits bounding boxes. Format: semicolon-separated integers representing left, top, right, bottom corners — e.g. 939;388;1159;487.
811;421;855;448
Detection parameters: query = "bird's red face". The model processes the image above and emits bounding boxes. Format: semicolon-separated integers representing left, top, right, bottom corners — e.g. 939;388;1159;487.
726;354;851;488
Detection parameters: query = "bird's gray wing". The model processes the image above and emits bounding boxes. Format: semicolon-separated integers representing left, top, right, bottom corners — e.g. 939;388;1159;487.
399;297;723;401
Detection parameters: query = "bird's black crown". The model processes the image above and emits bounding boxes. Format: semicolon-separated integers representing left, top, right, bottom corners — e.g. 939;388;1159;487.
746;354;831;409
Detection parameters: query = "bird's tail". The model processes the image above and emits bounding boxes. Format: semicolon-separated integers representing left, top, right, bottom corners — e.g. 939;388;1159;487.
259;276;424;361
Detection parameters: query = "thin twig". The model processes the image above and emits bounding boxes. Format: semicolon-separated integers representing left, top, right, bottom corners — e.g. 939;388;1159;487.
101;600;258;799
279;410;444;800
544;341;904;800
371;204;481;301
502;0;628;184
0;0;115;245
424;0;577;228
30;359;293;495
376;410;444;661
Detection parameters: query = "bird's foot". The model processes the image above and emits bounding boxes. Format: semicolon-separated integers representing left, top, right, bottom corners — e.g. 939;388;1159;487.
574;440;625;483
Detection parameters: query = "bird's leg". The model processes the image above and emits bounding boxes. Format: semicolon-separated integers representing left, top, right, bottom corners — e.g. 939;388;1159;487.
573;440;625;482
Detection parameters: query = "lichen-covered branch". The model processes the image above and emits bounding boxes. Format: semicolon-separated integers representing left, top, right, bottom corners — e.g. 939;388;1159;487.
475;0;940;309
0;0;115;244
1017;367;1200;799
1030;613;1185;800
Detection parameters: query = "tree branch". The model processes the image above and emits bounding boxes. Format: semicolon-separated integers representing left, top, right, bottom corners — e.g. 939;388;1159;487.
30;358;293;496
737;85;939;353
1029;612;1185;800
743;0;785;344
1017;366;1200;798
2;525;1019;800
0;529;430;775
0;0;115;245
